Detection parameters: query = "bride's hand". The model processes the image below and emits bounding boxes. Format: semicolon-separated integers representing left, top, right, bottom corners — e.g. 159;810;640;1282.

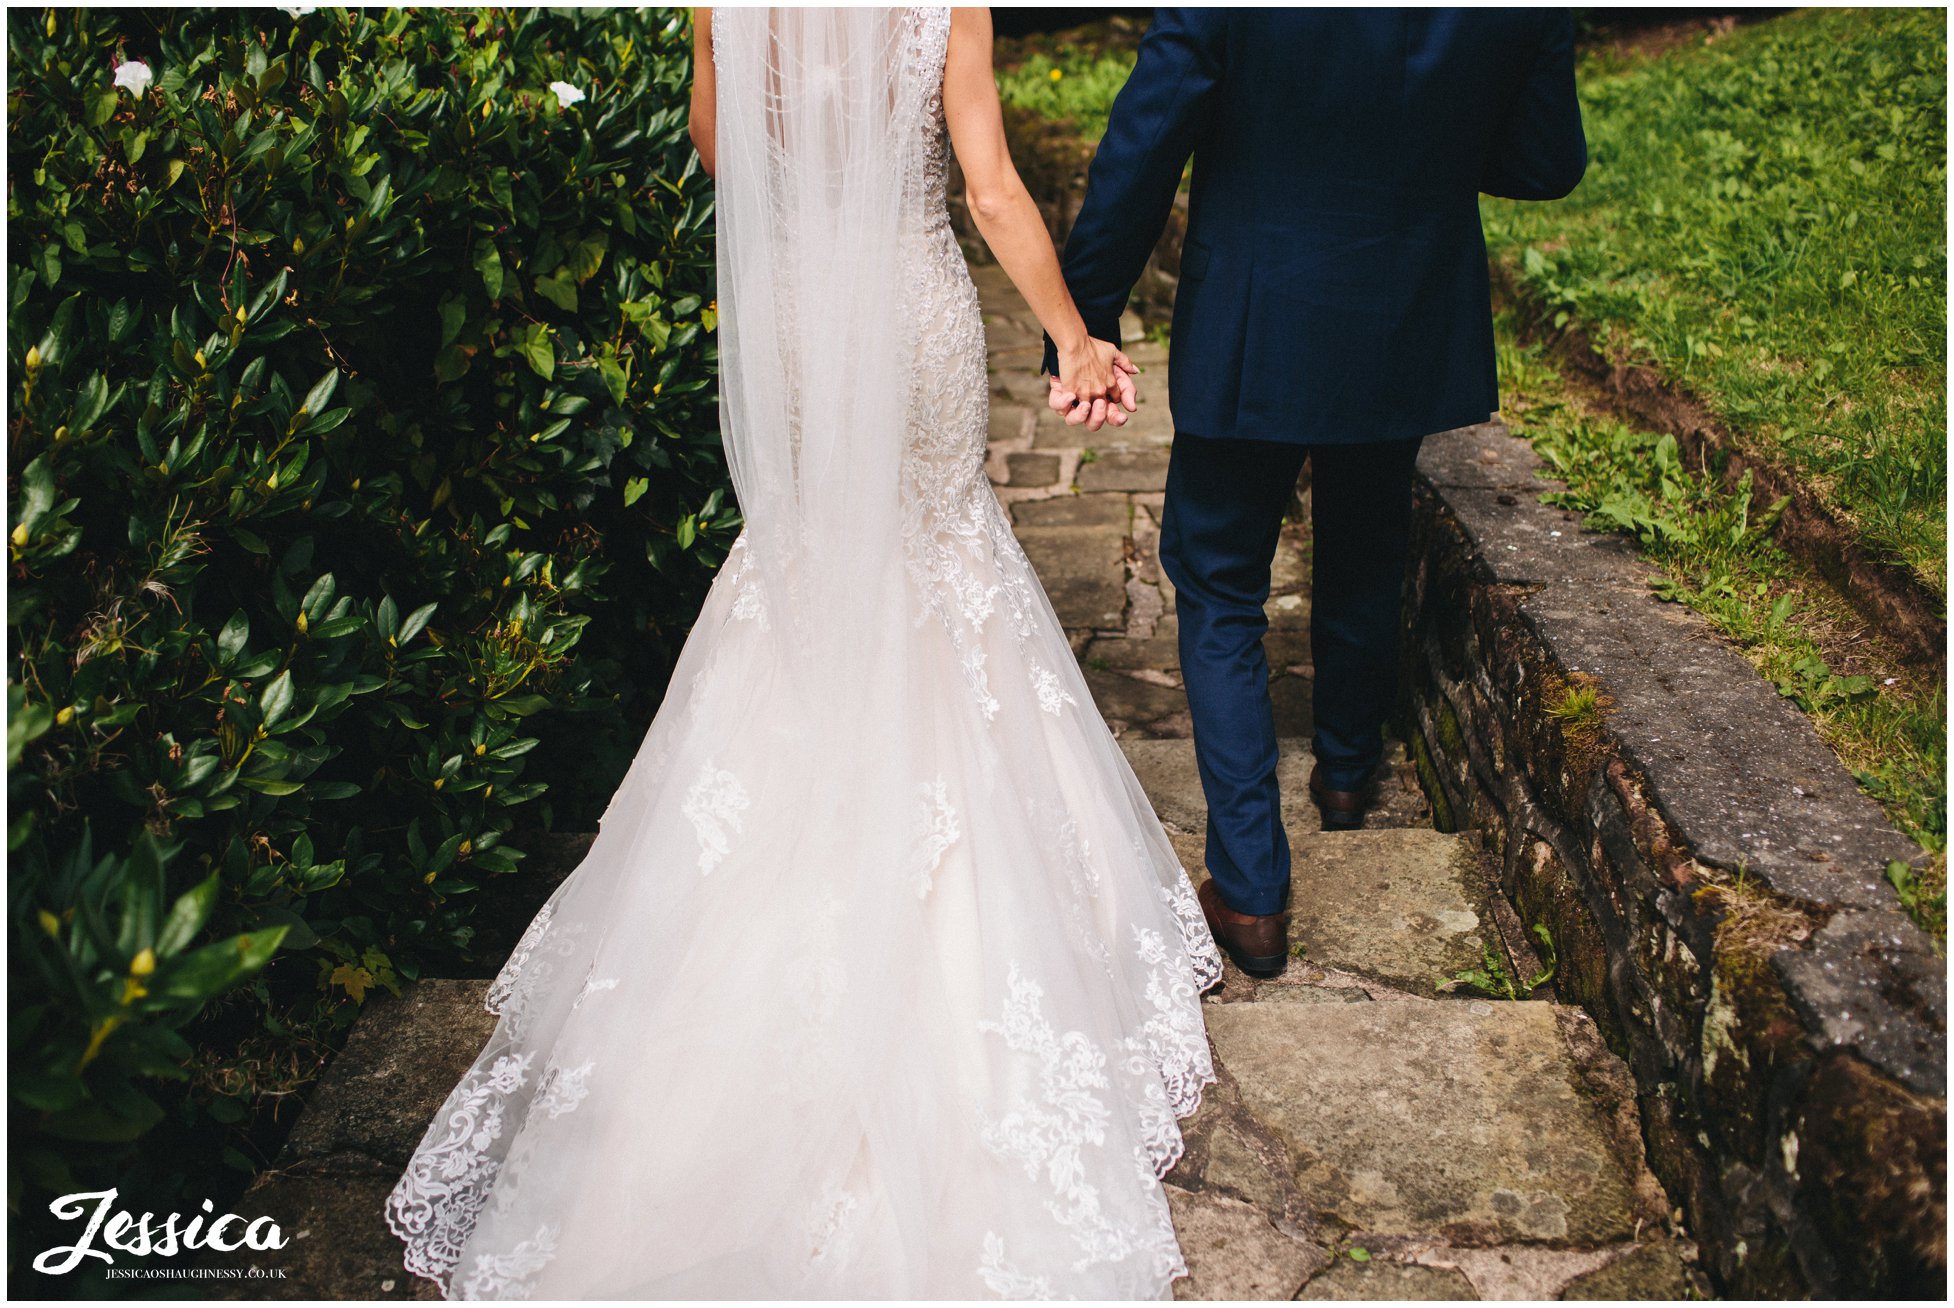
1052;337;1139;432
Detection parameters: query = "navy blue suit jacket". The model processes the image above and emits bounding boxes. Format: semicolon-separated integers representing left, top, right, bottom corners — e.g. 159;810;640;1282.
1043;8;1587;445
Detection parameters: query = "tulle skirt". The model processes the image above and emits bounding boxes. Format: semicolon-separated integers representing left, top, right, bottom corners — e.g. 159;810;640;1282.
385;494;1221;1299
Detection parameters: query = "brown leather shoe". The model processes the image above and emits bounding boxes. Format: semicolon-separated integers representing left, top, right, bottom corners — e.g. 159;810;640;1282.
1308;761;1368;831
1198;878;1289;979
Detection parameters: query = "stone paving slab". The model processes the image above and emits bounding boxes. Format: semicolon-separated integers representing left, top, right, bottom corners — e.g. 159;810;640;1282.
1286;828;1494;993
979;311;1045;353
1004;451;1061;486
1261;628;1313;670
1009;492;1130;529
1120;735;1432;836
1122;736;1313;833
990;367;1057;410
1298;1258;1479;1299
201;1157;435;1300
1082;628;1182;673
1203;1118;1294;1211
197;983;496;1296
1156;826;1496;997
1202;1000;1642;1247
988;403;1031;445
1084;667;1189;732
281;980;496;1167
1012;524;1129;630
1265;590;1309;630
1031;404;1089;450
1270;521;1310;593
1165;1186;1330;1300
1557;1239;1699;1298
1268;674;1314;738
1112;394;1178;448
1077;448;1171;493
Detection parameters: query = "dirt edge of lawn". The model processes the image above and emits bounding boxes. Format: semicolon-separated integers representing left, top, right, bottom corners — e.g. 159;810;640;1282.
1491;258;1948;672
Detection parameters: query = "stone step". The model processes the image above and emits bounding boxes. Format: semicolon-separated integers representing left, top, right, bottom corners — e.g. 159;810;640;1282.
1207;999;1641;1244
1279;827;1494;994
198;979;495;1297
1008;492;1132;529
1164;997;1694;1299
204;985;1690;1299
1119;735;1494;992
1075;447;1171;492
1012;522;1129;630
1120;734;1436;835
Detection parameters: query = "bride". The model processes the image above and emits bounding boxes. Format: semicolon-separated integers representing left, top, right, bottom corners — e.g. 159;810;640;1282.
385;8;1221;1298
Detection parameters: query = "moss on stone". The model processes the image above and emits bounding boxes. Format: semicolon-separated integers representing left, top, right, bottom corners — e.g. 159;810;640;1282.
1435;695;1466;754
1408;726;1457;833
1795;1051;1948;1296
1690;874;1821;1165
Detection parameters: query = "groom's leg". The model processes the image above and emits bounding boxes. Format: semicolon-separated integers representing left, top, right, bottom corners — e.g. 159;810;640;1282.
1158;432;1310;918
1306;434;1428;790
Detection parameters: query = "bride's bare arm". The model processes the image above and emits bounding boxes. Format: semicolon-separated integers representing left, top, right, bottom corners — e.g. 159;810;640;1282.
689;8;715;176
944;8;1132;422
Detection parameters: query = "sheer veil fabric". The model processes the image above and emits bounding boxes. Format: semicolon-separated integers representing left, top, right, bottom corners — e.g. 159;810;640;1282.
384;9;1222;1298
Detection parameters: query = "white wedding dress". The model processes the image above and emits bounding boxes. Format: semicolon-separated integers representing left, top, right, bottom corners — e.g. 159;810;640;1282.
385;8;1221;1298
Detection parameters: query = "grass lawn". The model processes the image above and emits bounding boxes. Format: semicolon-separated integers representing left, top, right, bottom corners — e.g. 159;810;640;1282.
1483;7;1946;598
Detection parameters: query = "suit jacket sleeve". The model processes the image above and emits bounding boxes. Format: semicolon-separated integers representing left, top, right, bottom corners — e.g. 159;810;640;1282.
1479;10;1587;201
1041;8;1225;376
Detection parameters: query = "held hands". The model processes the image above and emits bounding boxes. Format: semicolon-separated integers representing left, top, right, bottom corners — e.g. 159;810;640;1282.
1049;336;1139;432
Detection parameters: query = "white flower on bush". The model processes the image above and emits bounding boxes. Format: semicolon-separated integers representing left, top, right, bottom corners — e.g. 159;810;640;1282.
113;59;152;99
280;5;317;15
548;80;585;109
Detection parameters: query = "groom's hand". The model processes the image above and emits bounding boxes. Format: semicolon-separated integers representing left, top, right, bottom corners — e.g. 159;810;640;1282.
1047;362;1138;433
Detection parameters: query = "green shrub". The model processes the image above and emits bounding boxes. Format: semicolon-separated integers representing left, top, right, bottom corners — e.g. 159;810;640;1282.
994;47;1138;141
7;3;731;1261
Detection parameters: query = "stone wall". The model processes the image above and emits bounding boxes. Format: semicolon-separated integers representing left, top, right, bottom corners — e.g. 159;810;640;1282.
1401;423;1945;1298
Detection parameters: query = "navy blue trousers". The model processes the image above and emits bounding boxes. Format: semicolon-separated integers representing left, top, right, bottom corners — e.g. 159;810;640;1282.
1158;431;1426;916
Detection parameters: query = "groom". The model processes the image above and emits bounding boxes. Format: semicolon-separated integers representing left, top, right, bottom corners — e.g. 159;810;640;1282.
1042;10;1586;977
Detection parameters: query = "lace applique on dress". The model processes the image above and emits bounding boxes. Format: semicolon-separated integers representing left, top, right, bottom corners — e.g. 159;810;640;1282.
724;532;770;628
383;1051;537;1290
807;1184;862;1266
1126;925;1214;1129
486;906;553;1016
534;1059;595;1119
1051;813;1114;975
457;1223;560;1300
980;964;1150;1271
574;975;619;1006
892;8;1059;726
1162;873;1224;994
683;761;751;874
486;905;588;1042
979;1232;1060;1300
911;778;961;898
1031;663;1078;716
